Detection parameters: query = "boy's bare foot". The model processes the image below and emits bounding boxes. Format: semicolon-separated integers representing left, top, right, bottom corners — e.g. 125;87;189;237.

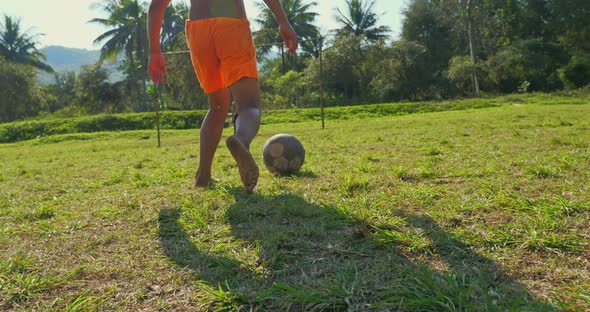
194;175;219;188
226;136;259;193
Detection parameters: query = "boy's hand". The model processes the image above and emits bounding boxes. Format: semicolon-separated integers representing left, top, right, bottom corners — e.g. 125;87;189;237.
148;52;167;84
279;23;298;54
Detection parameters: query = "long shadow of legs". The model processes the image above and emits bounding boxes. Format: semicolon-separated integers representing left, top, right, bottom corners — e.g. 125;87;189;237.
224;191;391;310
158;191;554;311
158;208;250;285
379;210;556;311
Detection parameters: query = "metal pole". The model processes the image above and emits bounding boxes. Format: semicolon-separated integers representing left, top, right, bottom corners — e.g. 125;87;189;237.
280;44;286;74
156;84;163;148
319;36;325;130
293;52;299;107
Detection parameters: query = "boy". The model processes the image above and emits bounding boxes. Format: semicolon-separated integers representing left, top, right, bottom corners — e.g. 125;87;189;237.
147;0;298;193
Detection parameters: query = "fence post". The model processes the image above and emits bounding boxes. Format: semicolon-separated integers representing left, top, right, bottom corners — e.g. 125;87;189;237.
156;84;163;148
319;36;325;130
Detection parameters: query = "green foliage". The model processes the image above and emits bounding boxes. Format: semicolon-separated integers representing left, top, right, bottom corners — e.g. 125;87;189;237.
304;35;366;102
560;53;590;89
0;111;207;143
43;68;131;118
77;64;125;114
5;93;586;143
161;2;189;52
0;95;511;143
46;71;79;113
368;40;432;101
90;0;148;63
402;0;452;73
261;70;304;109
0;56;49;122
90;0;149;111
334;0;391;44
547;0;590;54
0;15;53;72
400;0;588;97
254;0;320;58
101;0;580;106
484;45;523;93
485;40;568;93
302;36;442;103
2;0;588;122
161;37;209;110
448;56;482;96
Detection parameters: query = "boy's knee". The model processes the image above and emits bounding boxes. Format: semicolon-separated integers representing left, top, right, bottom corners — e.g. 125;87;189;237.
208;107;229;122
237;106;261;119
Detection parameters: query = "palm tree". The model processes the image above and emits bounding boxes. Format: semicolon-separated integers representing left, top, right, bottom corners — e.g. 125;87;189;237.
90;0;149;111
254;0;320;72
334;0;391;44
161;1;189;52
0;15;53;72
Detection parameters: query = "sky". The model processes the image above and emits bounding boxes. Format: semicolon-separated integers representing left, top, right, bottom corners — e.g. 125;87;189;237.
1;0;405;51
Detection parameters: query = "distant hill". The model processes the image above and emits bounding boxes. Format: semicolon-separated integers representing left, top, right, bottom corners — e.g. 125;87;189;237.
38;46;122;84
43;46;101;70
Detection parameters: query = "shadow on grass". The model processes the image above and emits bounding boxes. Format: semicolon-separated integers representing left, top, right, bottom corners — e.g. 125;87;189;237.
158;190;554;311
289;168;318;178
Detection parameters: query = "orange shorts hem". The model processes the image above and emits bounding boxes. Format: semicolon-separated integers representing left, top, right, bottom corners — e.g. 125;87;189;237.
185;17;259;94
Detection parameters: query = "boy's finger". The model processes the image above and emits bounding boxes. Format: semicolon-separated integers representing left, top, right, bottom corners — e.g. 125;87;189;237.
286;40;296;54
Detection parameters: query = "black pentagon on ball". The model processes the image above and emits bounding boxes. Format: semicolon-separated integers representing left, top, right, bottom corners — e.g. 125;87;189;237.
262;134;305;176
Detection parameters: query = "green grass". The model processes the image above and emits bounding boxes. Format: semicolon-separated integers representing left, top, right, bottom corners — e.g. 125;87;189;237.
0;94;589;310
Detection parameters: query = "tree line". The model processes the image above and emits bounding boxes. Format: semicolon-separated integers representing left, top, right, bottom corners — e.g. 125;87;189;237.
1;0;589;123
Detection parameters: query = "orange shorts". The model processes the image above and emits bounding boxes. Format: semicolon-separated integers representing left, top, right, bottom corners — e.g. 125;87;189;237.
185;18;259;94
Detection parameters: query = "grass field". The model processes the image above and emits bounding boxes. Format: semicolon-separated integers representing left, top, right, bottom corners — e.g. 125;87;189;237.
1;95;589;311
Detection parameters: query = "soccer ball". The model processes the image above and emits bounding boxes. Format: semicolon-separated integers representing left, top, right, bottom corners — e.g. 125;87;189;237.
262;134;305;176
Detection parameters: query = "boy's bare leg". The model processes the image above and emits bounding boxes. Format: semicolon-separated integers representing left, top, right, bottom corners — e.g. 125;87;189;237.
195;88;230;187
226;77;261;193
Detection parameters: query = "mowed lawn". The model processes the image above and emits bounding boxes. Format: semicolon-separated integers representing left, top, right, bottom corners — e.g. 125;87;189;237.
0;99;589;311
